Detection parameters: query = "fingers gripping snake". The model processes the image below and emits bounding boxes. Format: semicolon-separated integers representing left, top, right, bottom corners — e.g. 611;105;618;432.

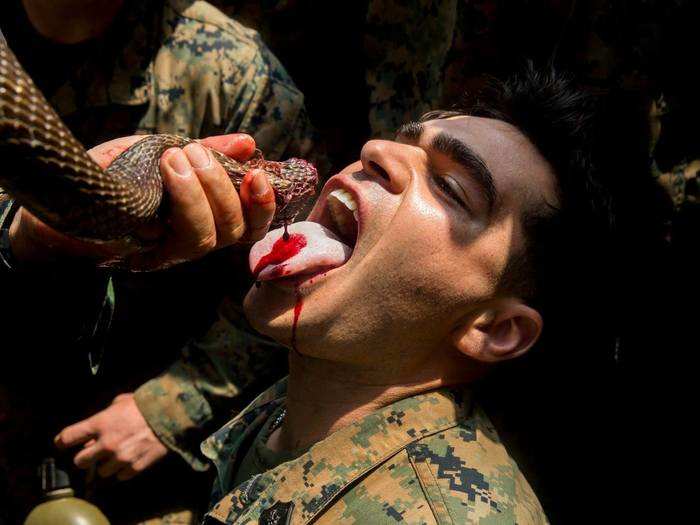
0;40;318;242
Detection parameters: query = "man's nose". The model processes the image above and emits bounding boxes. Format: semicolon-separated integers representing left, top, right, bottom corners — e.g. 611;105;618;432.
360;140;417;194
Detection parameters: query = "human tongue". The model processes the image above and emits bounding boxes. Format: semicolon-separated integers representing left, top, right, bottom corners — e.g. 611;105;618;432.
250;221;352;281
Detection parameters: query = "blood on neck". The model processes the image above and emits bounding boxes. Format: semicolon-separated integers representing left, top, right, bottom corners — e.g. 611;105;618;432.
291;285;303;354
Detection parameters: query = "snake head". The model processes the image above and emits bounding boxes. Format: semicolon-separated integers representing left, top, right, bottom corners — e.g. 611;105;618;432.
255;157;319;225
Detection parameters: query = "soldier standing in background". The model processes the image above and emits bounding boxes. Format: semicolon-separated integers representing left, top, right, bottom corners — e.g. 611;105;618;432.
0;0;319;522
217;0;697;209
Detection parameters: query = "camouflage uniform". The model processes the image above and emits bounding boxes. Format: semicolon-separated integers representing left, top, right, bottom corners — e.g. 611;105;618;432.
200;377;547;524
364;0;458;139
0;0;310;522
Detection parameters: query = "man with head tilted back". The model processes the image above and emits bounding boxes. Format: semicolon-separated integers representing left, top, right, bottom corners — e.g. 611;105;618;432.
6;65;639;523
193;66;631;524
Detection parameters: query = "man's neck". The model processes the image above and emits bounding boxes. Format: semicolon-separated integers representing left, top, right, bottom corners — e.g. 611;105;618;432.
267;353;447;454
21;0;124;44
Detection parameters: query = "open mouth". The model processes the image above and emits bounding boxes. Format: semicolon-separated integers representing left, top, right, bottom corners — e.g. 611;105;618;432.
248;184;361;283
247;191;357;284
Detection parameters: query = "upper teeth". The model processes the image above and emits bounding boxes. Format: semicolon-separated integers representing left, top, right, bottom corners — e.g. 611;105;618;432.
328;189;359;238
329;189;357;212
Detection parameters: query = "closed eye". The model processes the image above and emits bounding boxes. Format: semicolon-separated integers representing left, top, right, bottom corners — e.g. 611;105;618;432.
433;174;470;211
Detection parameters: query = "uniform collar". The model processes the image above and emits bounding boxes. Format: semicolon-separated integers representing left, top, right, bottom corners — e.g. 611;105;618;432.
203;382;473;525
201;378;289;502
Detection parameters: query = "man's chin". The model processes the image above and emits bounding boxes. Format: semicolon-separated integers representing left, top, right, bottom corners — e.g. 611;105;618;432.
243;285;294;342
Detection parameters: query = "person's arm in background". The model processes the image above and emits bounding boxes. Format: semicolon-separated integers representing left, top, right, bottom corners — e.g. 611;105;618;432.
54;296;287;478
48;62;313;476
47;131;280;478
133;298;287;472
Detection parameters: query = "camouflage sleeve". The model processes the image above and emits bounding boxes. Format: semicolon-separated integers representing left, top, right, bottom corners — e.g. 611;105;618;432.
219;35;330;177
405;407;548;524
133;297;287;471
364;0;458;138
147;2;330;176
211;18;326;173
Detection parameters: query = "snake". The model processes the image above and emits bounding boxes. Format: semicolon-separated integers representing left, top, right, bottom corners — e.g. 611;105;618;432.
0;39;318;242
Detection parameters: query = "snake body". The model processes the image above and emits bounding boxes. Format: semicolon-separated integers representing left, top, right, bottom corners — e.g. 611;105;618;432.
0;41;318;242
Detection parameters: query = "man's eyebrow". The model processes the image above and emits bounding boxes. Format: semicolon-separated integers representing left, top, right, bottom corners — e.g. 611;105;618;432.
396;121;424;141
430;132;498;214
396;122;498;214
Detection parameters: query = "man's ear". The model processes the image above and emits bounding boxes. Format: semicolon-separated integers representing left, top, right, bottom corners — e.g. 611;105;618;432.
451;300;543;363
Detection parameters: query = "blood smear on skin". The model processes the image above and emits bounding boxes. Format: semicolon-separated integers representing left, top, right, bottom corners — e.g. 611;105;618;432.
252;233;307;278
291;285;303;353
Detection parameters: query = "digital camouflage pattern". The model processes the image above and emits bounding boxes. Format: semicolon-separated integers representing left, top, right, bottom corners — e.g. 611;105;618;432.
1;0;308;465
46;0;316;162
648;96;697;209
363;0;697;207
560;0;699;211
364;0;457;139
201;377;547;524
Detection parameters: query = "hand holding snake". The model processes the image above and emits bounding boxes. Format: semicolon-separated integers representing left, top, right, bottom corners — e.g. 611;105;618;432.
8;133;278;270
0;39;318;270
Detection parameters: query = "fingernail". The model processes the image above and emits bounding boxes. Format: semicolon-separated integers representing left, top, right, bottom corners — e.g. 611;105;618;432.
251;170;269;197
168;149;192;177
185;142;211;169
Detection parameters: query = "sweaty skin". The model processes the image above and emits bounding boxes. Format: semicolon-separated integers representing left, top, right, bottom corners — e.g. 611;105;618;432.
244;116;555;452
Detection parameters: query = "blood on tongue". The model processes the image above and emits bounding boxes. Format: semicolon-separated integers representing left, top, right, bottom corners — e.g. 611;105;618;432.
252;232;307;278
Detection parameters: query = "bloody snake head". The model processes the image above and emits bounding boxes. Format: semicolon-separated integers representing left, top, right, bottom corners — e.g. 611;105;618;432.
254;157;319;225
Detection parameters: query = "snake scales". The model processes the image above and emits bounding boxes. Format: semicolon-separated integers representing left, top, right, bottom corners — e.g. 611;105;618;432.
0;40;318;242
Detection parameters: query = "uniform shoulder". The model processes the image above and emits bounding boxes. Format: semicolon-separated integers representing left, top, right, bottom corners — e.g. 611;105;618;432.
161;0;301;95
160;0;277;75
405;405;548;524
166;0;257;40
150;0;305;141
